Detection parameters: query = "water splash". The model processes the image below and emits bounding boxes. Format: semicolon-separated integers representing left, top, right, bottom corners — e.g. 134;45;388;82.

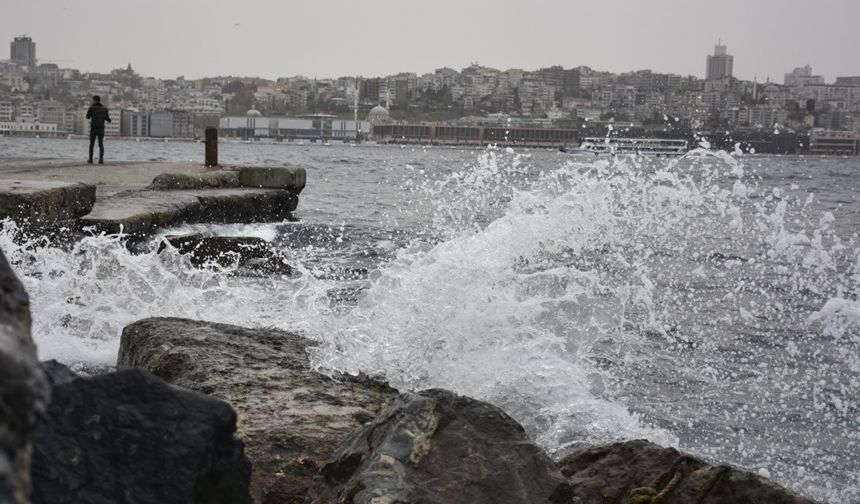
0;220;333;364
309;150;859;503
2;147;857;502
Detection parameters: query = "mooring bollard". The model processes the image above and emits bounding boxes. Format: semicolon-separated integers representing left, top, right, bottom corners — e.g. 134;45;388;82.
205;127;218;167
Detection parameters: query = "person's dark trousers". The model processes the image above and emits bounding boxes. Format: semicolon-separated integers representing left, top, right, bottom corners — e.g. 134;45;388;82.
88;129;105;163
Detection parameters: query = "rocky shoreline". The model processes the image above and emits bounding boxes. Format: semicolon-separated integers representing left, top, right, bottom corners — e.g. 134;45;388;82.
0;250;820;503
0;161;823;503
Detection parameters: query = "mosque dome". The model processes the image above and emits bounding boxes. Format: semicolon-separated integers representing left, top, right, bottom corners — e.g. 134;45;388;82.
367;105;390;123
246;106;262;117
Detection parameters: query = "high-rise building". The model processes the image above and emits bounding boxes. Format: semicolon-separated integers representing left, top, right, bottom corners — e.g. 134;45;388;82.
706;43;733;81
10;36;36;67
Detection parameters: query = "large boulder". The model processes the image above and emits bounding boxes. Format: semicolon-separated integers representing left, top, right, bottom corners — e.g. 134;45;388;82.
558;439;817;504
0;247;48;504
117;318;396;503
314;389;574;504
30;365;252;504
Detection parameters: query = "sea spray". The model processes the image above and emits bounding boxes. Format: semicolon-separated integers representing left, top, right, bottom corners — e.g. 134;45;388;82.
308;150;859;503
1;146;857;502
0;220;334;364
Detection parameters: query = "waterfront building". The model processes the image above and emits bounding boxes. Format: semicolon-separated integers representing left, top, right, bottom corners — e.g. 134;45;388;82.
0;121;58;134
372;121;578;147
149;110;193;138
218;108;335;141
330;119;372;141
10;36;36;67
809;129;859;155
36;101;66;131
120;109;150;137
706;43;733;81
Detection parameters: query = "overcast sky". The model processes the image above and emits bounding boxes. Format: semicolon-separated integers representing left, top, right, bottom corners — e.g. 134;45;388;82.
3;0;859;82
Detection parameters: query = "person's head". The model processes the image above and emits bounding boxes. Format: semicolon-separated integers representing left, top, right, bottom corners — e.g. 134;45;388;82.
92;95;101;104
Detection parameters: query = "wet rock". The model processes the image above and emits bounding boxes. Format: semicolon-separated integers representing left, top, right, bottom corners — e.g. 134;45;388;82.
148;171;240;190
158;233;292;275
238;166;306;190
0;247;48;504
558;439;816;504
79;187;299;235
31;365;252;504
314;389;574;504
0;180;96;226
38;360;79;386
117;317;396;503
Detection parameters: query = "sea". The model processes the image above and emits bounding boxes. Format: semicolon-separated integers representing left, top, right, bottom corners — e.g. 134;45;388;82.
1;136;858;503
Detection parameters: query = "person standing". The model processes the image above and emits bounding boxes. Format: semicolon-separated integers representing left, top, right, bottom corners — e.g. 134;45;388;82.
86;95;111;164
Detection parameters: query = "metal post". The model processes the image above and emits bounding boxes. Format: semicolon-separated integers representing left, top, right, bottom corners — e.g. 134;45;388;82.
205;126;218;167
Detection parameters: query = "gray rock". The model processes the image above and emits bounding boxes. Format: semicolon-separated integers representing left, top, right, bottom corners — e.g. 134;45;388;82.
314;389;574;504
238;166;306;191
79;187;299;235
158;234;292;275
31;366;252;504
117;318;396;503
38;360;79;386
0;180;96;226
148;171;240;190
558;439;817;504
0;247;49;504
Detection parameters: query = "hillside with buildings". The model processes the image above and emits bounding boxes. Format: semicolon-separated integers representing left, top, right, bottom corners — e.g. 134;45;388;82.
2;36;859;153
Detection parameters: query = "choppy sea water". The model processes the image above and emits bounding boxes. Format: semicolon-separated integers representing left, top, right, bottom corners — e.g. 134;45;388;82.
1;136;858;503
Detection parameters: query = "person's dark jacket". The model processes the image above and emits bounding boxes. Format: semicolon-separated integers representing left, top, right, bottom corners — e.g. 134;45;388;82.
86;103;111;132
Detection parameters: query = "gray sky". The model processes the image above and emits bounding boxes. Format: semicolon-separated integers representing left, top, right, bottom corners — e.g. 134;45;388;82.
3;0;859;82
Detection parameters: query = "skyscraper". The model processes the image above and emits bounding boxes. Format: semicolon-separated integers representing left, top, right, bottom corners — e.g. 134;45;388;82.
10;36;36;67
706;42;733;81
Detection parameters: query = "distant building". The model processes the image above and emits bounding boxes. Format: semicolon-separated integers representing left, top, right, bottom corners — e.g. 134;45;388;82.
0;113;57;134
36;101;66;130
10;36;36;67
706;43;733;81
0;65;27;90
784;65;824;87
0;102;13;122
121;109;150;137
149;110;193;138
360;78;382;105
809;129;859;155
835;76;860;87
330;119;371;140
219;108;335;140
367;105;390;124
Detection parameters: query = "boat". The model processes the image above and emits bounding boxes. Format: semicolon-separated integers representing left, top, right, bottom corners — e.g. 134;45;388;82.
579;137;689;156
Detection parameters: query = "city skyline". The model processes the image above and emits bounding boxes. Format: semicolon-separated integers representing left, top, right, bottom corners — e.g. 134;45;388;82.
2;0;859;82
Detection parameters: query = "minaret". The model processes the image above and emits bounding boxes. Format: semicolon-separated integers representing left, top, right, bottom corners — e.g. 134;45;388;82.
354;76;360;141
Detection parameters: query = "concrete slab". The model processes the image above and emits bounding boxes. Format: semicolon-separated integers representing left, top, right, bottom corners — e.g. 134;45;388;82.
238;166;306;191
80;188;299;234
0;180;96;224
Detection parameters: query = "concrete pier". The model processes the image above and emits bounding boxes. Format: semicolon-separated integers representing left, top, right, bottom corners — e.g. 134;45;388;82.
0;161;305;235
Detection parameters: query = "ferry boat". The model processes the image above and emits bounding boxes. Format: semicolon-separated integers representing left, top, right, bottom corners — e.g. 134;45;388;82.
579;137;689;156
